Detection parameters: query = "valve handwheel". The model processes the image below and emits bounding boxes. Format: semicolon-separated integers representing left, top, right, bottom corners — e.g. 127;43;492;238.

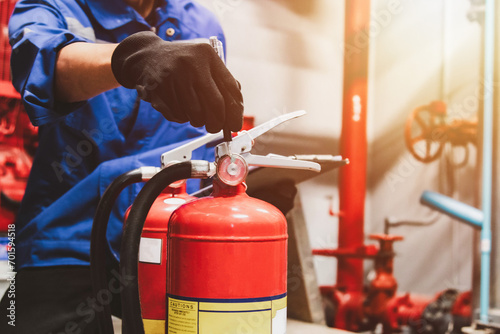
405;101;447;163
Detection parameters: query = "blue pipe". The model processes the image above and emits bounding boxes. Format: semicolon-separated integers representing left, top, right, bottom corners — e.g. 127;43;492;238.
420;191;483;229
420;1;494;323
480;0;494;323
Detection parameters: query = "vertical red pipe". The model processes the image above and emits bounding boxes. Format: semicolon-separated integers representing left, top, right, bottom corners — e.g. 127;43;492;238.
337;0;370;292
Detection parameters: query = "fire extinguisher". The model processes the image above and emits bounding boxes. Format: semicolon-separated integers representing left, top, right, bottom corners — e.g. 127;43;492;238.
90;133;225;334
119;110;320;334
124;180;194;332
166;174;287;334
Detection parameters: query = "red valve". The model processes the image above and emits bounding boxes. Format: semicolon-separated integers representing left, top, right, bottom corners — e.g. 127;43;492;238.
405;101;447;163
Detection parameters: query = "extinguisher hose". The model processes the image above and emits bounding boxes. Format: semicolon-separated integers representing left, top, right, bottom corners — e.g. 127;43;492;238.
90;168;153;334
120;161;193;334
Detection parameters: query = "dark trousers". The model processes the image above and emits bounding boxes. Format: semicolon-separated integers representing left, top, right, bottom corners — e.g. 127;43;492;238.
0;266;121;334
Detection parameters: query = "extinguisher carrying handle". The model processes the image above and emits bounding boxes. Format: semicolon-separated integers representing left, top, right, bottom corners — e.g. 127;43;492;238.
120;161;213;334
216;110;308;158
160;111;322;186
90;166;160;334
214;110;321;173
160;110;315;169
161;131;223;167
242;153;321;172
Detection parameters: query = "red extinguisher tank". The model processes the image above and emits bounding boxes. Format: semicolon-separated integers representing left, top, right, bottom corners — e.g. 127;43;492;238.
125;182;194;333
166;179;288;334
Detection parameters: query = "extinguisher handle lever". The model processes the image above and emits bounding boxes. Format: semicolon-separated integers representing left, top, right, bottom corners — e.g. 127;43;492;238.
161;132;223;167
232;110;306;155
161;110;309;168
216;110;307;160
244;110;306;142
213;110;321;184
160;110;321;187
244;153;321;172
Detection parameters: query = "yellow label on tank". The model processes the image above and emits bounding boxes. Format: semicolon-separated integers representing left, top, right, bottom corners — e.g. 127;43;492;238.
168;298;198;333
143;319;166;334
167;295;287;334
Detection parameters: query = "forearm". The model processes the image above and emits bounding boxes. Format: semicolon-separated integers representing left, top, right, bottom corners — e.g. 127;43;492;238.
55;42;120;103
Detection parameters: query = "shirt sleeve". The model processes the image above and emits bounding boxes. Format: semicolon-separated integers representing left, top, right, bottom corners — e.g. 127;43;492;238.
9;0;93;126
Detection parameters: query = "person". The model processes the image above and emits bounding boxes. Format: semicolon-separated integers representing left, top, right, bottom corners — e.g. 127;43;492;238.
0;0;243;332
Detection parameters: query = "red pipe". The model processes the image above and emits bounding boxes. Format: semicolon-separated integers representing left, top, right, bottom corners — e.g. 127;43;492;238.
338;0;371;292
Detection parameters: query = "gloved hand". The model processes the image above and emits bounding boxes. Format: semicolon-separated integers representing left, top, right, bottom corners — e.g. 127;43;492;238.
111;31;244;133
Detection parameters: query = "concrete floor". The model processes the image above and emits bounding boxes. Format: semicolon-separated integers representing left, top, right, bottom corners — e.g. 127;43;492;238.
0;261;349;333
287;319;352;333
112;317;351;333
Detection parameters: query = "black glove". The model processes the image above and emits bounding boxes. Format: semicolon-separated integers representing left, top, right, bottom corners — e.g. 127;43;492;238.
111;31;244;133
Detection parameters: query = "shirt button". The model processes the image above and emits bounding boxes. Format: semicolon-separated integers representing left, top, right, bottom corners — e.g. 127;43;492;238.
166;28;175;37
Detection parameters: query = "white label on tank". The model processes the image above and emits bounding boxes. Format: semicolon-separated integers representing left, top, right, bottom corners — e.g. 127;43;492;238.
163;198;187;205
272;307;287;334
139;237;162;264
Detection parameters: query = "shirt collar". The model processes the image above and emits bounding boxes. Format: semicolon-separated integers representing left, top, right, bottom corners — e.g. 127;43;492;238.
85;0;175;31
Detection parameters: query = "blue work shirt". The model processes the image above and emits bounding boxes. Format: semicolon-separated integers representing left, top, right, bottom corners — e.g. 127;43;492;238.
9;0;225;269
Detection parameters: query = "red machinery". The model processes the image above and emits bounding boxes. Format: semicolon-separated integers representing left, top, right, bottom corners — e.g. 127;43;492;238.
0;1;17;83
0;0;37;232
0;98;37;232
316;232;472;333
313;0;372;329
312;0;372;324
336;0;370;295
312;0;473;329
316;101;475;332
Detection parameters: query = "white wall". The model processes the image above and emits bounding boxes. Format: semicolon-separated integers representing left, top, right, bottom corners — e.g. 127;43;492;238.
198;0;345;141
367;0;480;294
198;0;481;295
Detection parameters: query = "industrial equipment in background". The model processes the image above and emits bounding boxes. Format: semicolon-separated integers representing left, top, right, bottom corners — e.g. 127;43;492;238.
405;101;477;166
406;0;499;330
314;100;486;332
312;0;478;331
314;226;472;334
0;99;37;232
0;0;34;304
0;0;36;232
